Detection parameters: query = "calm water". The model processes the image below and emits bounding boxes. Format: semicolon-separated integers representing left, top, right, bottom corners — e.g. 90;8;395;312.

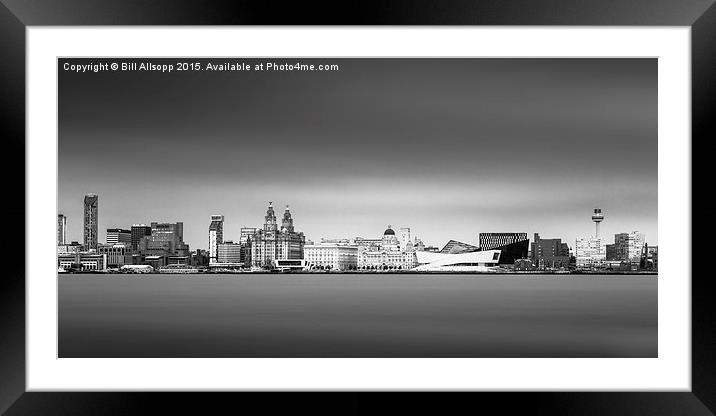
59;274;657;358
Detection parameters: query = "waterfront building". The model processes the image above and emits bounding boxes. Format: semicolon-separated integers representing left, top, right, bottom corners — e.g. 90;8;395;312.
143;255;166;269
120;264;153;273
190;249;209;267
217;240;242;264
139;222;190;257
514;258;535;271
57;241;83;254
320;238;355;245
357;226;417;270
304;242;358;270
273;259;310;271
604;260;637;271
478;232;529;264
57;214;67;245
97;243;133;267
412;237;426;252
414;249;501;272
106;228;132;246
641;244;658;271
167;255;191;265
58;252;107;271
398;228;411;248
208;214;224;265
614;231;645;262
83;194;99;250
239;227;256;265
605;244;617;261
440;240;479;254
131;224;152;252
575;237;606;269
530;233;570;270
250;203;305;267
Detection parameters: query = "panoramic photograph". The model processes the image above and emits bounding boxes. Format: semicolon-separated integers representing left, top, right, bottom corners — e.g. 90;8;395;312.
57;57;657;358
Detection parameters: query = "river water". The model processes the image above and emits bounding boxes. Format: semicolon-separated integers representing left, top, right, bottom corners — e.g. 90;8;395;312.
59;274;657;357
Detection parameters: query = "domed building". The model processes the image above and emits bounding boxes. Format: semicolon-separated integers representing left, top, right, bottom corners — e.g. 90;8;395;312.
356;225;417;270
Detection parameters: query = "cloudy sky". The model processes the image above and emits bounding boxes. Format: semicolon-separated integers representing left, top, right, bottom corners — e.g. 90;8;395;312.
58;58;657;250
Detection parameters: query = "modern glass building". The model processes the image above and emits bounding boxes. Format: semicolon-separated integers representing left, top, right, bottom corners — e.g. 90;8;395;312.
131;224;152;252
478;232;529;265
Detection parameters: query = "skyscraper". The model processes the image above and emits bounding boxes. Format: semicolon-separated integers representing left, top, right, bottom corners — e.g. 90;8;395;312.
57;214;67;245
131;224;152;251
83;194;98;250
208;215;224;265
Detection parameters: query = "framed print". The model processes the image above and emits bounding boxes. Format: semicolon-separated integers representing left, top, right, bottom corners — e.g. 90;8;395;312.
2;0;711;414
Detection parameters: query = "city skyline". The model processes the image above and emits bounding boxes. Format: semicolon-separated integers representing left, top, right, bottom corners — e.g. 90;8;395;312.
58;194;655;252
59;58;657;249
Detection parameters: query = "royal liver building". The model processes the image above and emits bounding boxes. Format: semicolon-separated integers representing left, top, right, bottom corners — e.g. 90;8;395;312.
250;202;305;267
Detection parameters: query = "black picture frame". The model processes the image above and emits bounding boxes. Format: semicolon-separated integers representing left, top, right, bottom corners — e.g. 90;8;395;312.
1;0;709;414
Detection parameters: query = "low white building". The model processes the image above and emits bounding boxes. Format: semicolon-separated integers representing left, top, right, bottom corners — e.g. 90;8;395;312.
58;253;107;271
304;242;358;270
575;237;606;269
413;250;501;272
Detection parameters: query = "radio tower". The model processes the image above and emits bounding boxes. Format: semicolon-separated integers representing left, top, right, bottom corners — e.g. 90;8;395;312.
591;208;604;238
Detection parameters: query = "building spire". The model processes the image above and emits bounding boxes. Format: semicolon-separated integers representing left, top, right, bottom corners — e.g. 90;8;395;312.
282;204;294;232
264;202;277;232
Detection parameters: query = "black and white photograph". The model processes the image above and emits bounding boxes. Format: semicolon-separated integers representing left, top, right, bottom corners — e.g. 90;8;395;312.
57;57;658;358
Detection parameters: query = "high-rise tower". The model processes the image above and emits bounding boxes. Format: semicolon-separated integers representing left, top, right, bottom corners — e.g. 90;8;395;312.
591;208;604;238
57;214;67;245
83;194;98;250
208;214;224;264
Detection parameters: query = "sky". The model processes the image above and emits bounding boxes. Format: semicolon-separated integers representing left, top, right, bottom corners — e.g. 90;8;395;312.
58;58;657;250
